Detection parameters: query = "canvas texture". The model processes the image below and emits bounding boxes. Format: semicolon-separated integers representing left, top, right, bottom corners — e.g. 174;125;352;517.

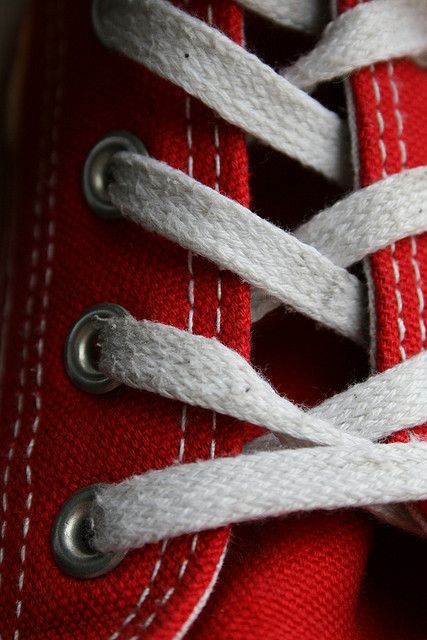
1;0;427;639
0;1;252;637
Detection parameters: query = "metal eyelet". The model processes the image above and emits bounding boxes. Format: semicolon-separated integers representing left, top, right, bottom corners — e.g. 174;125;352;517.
82;131;148;219
52;484;126;579
64;303;127;394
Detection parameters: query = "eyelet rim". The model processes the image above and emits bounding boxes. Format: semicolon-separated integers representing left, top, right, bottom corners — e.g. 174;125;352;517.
64;303;127;394
52;484;126;579
82;131;148;219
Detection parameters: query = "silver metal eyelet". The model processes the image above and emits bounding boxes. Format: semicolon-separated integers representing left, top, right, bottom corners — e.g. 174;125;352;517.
52;484;126;579
82;131;148;219
64;303;127;394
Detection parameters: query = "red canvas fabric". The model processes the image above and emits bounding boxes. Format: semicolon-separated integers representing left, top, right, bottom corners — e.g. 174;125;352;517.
1;1;427;639
0;1;254;638
188;1;427;637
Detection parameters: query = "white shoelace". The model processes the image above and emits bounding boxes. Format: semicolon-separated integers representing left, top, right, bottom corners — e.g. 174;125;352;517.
91;0;427;553
236;0;328;33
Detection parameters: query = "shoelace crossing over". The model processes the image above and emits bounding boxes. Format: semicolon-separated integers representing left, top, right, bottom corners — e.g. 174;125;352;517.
89;0;427;553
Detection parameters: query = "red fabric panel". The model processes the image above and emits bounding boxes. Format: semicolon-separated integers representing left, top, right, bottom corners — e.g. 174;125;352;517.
188;2;427;638
352;56;427;370
2;1;427;639
346;1;427;474
0;1;253;638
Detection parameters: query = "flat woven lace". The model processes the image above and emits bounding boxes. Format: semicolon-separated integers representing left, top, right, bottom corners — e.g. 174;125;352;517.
91;0;427;553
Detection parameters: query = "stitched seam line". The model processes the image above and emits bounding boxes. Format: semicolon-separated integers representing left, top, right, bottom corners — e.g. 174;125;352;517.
135;91;197;636
13;2;63;637
368;61;407;362
138;64;199;640
0;0;52;609
109;87;195;640
411;237;426;347
387;61;426;444
387;61;409;362
0;400;22;591
120;4;224;636
109;3;205;635
211;55;222;459
387;61;427;352
144;5;226;630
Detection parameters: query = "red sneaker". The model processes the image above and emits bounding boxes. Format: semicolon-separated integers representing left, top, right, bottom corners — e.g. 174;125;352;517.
2;1;427;638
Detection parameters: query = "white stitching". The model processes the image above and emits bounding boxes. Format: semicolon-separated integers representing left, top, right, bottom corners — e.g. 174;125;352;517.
410;237;426;346
387;63;407;167
139;2;222;634
109;9;197;637
108;539;167;640
180;95;194;463
109;3;228;636
211;116;221;460
142;4;225;630
178;115;194;457
387;60;426;359
387;60;427;352
208;3;222;463
13;1;63;636
0;4;53;606
141;1;226;629
137;77;198;640
369;61;407;361
386;64;426;436
0;414;20;590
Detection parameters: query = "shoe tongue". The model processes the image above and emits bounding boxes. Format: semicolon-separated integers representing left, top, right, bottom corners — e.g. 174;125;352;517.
246;12;368;402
